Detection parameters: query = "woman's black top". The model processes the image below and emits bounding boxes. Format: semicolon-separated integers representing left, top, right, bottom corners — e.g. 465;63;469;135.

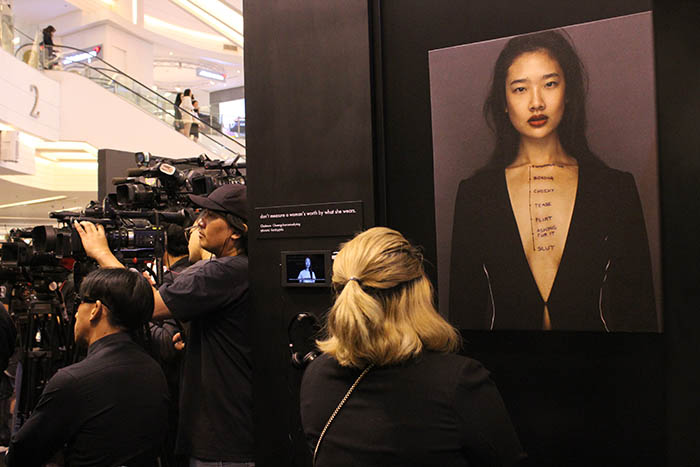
449;163;657;331
42;31;54;46
300;351;526;467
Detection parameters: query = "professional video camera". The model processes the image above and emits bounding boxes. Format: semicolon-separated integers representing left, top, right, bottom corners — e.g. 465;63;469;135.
0;203;175;430
112;152;246;210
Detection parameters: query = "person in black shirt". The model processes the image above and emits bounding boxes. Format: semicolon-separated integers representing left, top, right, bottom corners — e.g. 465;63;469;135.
150;222;193;467
41;25;56;69
150;222;192;362
7;268;169;467
300;227;526;466
74;184;253;466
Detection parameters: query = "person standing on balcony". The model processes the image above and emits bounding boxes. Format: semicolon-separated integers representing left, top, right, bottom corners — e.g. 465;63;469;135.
41;25;56;69
180;89;195;138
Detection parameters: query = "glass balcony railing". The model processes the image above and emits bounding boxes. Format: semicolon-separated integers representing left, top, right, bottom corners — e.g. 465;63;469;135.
12;29;245;162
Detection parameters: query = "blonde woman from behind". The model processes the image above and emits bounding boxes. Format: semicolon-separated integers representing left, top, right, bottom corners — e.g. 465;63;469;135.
300;227;526;467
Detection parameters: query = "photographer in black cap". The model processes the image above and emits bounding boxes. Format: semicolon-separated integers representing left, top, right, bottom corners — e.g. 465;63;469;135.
74;184;253;466
7;268;168;467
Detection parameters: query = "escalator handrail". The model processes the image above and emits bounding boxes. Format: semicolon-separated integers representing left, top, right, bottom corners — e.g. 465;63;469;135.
14;42;245;152
55;59;242;160
66;64;241;158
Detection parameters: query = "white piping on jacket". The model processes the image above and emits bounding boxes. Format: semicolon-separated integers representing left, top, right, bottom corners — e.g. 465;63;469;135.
483;264;495;330
599;258;612;332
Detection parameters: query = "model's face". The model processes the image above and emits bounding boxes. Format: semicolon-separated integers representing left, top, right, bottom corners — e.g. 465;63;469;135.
305;258;311;268
197;210;235;255
505;50;566;142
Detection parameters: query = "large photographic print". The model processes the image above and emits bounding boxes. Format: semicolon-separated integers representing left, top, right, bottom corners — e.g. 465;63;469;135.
429;12;661;331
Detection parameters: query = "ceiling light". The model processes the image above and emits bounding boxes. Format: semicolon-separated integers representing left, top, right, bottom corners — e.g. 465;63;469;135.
12;37;20;45
145;15;228;43
34;141;98;157
132;0;139;24
34;158;98;170
201;56;235;66
168;0;243;47
0;196;67;210
197;68;225;81
38;152;98;161
169;51;174;56
188;0;243;32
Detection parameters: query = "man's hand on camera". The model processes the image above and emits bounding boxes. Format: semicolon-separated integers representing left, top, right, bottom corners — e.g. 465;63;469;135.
73;221;123;268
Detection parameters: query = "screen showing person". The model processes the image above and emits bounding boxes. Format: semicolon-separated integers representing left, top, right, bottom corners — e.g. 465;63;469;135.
287;254;326;284
428;13;660;332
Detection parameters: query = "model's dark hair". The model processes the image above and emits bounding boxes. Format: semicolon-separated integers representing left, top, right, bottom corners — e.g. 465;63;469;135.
184;88;192;97
482;29;605;168
79;268;154;331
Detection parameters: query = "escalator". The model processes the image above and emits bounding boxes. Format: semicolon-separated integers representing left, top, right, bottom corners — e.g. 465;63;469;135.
14;37;244;162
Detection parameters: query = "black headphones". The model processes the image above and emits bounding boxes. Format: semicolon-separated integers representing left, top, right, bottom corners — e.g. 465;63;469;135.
287;313;321;369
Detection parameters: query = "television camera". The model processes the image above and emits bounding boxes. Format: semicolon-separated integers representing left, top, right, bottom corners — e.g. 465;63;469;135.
113;151;246;210
0;151;246;430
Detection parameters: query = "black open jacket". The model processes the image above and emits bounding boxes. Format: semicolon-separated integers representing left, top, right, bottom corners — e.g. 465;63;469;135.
449;163;657;332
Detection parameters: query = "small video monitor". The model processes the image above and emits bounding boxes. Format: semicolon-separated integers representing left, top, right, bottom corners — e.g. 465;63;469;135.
281;250;332;287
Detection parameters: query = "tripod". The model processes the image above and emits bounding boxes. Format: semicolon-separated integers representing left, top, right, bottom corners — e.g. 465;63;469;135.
11;289;73;433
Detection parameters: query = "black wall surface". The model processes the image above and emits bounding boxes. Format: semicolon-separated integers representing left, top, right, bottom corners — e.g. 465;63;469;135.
245;0;699;466
97;149;137;201
244;1;375;465
376;0;698;466
653;1;700;464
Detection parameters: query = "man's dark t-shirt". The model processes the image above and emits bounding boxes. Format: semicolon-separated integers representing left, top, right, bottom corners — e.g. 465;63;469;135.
7;333;168;467
159;255;253;461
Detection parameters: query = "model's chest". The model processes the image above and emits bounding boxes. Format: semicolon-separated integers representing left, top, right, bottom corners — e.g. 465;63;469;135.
505;164;579;300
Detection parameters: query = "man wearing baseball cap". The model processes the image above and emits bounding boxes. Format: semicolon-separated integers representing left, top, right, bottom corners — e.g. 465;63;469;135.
75;183;254;466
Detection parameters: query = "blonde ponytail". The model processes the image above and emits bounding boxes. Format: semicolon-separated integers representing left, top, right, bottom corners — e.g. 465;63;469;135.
317;227;459;368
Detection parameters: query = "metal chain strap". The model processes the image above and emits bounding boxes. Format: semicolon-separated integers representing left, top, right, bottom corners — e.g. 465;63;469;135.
313;363;374;466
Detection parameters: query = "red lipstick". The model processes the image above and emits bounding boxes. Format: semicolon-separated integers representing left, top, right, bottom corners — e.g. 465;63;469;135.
528;115;548;127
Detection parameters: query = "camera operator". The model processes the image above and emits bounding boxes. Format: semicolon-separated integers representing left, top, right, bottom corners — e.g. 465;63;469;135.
150;222;192;362
74;184;254;466
149;222;191;467
7;268;169;467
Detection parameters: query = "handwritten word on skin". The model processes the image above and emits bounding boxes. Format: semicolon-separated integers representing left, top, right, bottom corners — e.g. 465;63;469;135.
530;168;558;253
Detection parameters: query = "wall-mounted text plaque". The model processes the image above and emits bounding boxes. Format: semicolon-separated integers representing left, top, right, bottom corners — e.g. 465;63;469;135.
255;201;363;238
